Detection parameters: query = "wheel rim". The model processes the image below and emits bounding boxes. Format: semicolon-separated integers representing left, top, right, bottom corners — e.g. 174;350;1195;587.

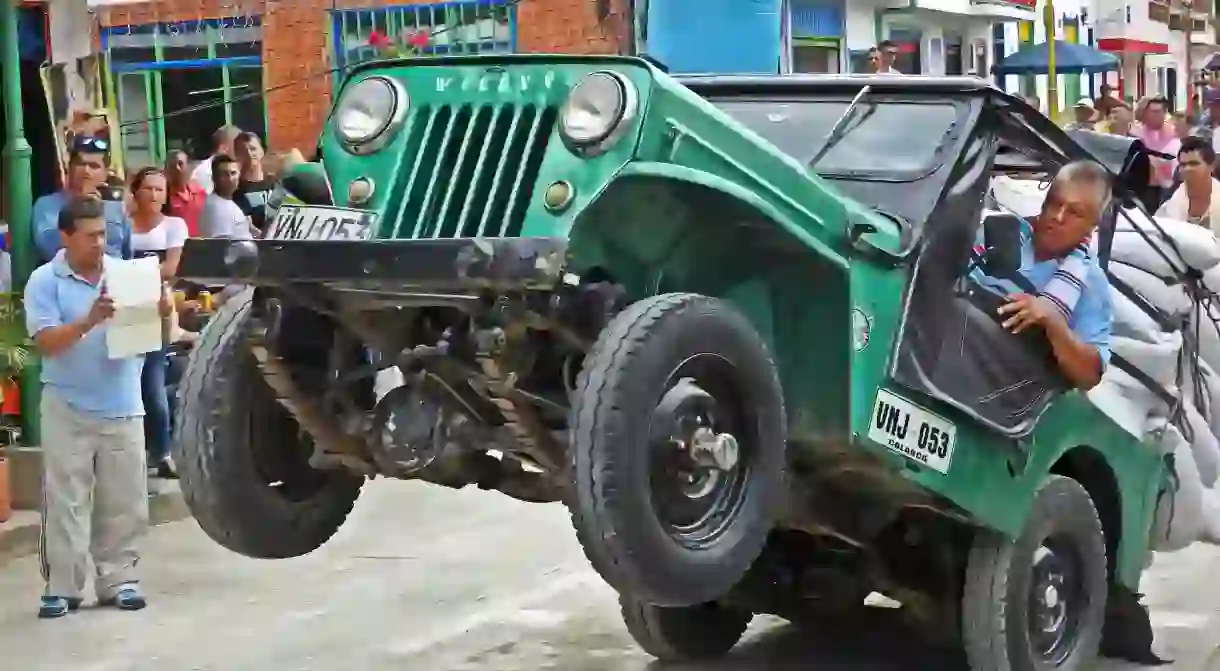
647;354;754;549
245;354;330;503
1027;539;1085;664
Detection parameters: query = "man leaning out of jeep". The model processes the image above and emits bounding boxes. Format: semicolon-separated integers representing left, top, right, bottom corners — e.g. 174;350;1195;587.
973;161;1114;390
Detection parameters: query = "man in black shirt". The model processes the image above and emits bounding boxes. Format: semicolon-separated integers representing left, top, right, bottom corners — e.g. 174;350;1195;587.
232;132;277;234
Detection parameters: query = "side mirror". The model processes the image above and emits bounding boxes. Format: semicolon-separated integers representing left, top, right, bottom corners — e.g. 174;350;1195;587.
981;214;1023;278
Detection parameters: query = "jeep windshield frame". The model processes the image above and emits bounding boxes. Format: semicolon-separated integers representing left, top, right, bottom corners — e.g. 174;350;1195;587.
707;95;968;182
682;75;991;229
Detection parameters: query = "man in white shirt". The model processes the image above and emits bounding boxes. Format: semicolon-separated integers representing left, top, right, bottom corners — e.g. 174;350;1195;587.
878;40;902;74
198;155;254;240
190;125;242;194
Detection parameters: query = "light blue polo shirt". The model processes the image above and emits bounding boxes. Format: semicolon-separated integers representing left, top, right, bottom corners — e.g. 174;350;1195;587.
970;219;1113;366
32;192;132;263
24;251;144;418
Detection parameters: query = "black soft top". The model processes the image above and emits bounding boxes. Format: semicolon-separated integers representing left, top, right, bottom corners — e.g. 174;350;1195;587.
677;74;996;96
681;74;1144;185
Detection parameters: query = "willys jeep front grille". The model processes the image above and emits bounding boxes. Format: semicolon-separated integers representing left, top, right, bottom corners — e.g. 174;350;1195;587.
387;103;558;240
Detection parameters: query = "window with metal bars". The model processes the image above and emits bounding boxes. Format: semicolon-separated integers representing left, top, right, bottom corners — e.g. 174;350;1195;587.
330;0;517;81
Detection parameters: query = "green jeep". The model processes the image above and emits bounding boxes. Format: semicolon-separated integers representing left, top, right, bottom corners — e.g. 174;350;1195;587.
175;55;1173;669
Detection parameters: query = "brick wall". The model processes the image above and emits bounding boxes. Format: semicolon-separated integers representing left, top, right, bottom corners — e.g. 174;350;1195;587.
98;0;633;153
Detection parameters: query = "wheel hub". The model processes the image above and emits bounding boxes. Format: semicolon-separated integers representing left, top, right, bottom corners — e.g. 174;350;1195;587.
648;369;751;544
1028;542;1080;663
690;426;740;472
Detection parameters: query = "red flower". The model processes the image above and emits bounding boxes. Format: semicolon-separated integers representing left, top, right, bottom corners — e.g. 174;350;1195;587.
406;30;430;49
368;30;392;47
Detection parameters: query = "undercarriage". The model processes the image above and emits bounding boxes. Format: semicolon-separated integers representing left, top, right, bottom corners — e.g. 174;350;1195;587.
247;272;631;504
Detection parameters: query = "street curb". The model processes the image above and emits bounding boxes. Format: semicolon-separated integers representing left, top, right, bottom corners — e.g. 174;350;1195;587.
0;486;191;565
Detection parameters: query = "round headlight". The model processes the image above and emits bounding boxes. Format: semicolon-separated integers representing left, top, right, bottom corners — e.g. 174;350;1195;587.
560;72;636;148
334;77;406;146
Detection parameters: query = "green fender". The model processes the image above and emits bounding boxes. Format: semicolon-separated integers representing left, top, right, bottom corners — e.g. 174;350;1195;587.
611;162;850;271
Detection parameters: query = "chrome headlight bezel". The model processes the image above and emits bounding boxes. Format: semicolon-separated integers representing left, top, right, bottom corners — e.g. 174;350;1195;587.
333;76;410;154
559;71;639;157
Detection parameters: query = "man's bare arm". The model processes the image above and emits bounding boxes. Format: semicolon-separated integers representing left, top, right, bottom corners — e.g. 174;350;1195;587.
1042;317;1104;390
998;293;1105;390
33;319;96;357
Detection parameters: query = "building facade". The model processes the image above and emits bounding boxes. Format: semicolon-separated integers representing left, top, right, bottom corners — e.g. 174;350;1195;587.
93;0;633;166
996;0;1218;114
639;0;1035;76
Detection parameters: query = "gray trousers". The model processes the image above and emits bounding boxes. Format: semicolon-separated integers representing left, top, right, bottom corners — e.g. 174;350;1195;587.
38;391;148;600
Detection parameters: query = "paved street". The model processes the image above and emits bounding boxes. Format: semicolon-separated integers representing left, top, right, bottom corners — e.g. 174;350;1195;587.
2;480;1220;670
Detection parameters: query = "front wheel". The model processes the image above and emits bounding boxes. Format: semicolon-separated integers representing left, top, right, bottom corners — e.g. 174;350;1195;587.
568;293;787;607
174;290;363;558
962;475;1108;671
620;595;752;662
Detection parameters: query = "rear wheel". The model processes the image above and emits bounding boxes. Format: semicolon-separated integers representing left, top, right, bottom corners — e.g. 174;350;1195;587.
174;290;363;558
620;594;752;662
962;475;1108;671
569;293;787;607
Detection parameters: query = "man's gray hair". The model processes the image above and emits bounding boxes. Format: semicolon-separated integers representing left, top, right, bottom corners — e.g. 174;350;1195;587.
212;125;243;151
1053;160;1112;214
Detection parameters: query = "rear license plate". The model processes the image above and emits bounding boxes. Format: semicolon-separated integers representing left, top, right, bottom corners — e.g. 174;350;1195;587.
266;205;379;241
867;389;957;474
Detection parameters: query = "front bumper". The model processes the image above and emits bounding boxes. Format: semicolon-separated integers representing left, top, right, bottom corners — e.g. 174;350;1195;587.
178;237;570;293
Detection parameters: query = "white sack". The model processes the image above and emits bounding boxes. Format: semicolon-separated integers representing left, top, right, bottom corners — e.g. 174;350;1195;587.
1150;431;1206;552
1182;360;1220;429
1110;231;1184;279
1200;488;1220;544
988;176;1046;218
1108;261;1193;317
1183;403;1220;488
1110;331;1183;387
1115;210;1220;272
1109;288;1165;343
1088;367;1169;436
1202;263;1220;294
1194;302;1220;375
1203;362;1220;438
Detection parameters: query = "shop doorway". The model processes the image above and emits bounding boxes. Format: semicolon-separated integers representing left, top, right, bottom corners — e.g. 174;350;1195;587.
1;61;60;201
945;33;964;76
160;68;227;160
792;37;842;74
104;17;266;171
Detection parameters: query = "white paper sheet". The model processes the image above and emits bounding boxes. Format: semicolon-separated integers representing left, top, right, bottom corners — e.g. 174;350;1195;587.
104;256;164;359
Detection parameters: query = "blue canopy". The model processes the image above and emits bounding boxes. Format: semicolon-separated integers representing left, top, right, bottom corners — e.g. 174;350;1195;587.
993;40;1119;75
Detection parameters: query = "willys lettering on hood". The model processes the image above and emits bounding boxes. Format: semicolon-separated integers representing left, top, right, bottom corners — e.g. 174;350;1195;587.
435;71;558;93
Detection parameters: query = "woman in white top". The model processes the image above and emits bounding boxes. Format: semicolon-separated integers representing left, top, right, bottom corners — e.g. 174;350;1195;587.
129;167;189;479
1157;136;1220;233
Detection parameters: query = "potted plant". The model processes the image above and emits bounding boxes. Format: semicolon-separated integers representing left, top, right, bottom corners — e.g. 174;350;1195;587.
0;292;32;523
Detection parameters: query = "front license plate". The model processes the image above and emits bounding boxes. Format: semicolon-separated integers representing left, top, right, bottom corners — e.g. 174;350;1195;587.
867;389;956;474
265;205;379;241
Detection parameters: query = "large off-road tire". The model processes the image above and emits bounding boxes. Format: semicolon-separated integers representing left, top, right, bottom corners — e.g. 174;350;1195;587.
174;290;363;558
569;293;787;607
962;475;1108;671
620;594;752;662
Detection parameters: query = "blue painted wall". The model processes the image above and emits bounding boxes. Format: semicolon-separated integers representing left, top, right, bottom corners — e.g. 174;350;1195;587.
645;0;783;75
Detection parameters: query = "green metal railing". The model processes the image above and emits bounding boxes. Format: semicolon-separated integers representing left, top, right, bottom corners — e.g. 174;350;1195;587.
388;103;557;240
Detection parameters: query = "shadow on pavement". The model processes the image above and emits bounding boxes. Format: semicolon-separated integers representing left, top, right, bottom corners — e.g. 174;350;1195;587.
647;608;969;671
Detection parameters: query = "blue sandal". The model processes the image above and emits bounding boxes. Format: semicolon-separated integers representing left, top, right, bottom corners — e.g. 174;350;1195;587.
37;596;82;619
99;585;147;611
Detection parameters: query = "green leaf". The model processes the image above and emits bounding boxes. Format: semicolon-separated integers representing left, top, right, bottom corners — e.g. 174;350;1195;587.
0;293;34;376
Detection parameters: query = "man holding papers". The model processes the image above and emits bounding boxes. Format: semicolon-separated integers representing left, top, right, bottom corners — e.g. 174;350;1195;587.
23;196;171;619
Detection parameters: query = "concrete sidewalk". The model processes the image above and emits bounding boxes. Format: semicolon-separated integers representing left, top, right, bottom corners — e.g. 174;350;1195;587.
0;479;189;564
